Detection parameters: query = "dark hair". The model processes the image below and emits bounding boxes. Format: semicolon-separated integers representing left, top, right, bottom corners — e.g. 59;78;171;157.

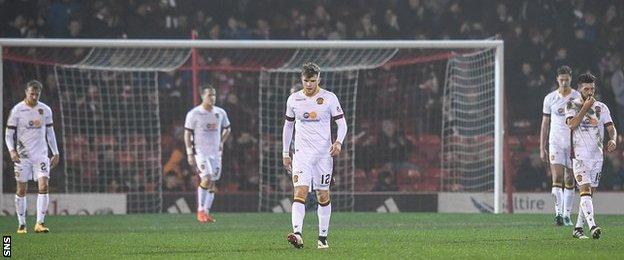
301;62;320;78
577;73;596;84
557;65;572;76
202;85;215;93
26;80;43;92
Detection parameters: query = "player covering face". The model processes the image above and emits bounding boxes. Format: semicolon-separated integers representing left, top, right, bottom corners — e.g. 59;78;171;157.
283;62;347;249
566;73;617;239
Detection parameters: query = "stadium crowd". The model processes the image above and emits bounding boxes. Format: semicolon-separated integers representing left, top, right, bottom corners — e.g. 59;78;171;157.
3;0;624;193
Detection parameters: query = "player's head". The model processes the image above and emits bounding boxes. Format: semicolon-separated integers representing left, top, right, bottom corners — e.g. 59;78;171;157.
301;62;321;93
24;80;43;103
556;65;572;88
201;86;216;106
577;72;596;99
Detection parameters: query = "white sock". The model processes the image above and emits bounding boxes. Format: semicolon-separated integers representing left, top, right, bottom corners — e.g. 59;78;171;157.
551;187;562;215
15;195;26;226
37;193;49;223
575;205;585;228
580;195;596;228
205;192;215;213
197;186;208;212
563;188;574;218
318;203;331;237
292;201;305;234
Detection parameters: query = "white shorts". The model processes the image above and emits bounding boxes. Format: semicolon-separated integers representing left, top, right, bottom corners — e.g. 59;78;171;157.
14;157;50;183
195;154;222;181
549;143;571;168
572;158;602;188
291;154;333;191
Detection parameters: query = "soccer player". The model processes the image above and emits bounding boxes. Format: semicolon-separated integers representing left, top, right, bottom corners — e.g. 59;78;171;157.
184;86;231;223
566;73;617;239
540;65;581;226
5;80;60;233
283;62;347;249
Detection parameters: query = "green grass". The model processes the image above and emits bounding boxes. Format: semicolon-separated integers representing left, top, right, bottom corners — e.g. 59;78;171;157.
1;213;623;259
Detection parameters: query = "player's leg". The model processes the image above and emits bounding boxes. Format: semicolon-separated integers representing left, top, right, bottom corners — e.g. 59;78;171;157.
14;160;31;233
195;155;210;223
574;159;601;239
314;157;333;249
34;177;50;233
15;181;28;234
287;155;311;249
34;157;51;233
550;164;565;225
202;156;221;222
562;166;575;226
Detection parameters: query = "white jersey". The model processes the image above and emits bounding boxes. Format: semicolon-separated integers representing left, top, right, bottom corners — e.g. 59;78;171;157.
184;105;230;156
285;89;344;157
565;98;613;161
6;101;54;159
542;89;581;147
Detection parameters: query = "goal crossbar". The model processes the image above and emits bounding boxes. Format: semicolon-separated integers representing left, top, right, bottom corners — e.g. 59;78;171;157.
0;38;505;213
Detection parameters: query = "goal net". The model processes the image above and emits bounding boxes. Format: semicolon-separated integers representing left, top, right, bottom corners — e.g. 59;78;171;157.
1;40;504;214
54;48;189;213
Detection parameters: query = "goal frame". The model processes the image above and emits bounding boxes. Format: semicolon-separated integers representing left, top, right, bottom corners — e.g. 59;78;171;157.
0;39;505;213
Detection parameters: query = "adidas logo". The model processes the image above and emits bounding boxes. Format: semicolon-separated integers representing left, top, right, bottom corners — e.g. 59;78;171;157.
376;198;399;213
167;198;191;213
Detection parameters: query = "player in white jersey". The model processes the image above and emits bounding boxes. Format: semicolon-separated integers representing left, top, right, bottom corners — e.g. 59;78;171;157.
5;80;60;234
184;86;231;223
540;66;581;226
566;73;617;239
283;62;347;249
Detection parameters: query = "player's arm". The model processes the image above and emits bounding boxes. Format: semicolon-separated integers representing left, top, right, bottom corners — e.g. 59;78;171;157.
282;97;295;173
539;115;550;162
330;94;347;157
220;111;231;151
606;123;617;152
604;105;617;152
45;107;60;168
184;112;198;171
566;98;594;130
5;109;20;163
539;96;551;162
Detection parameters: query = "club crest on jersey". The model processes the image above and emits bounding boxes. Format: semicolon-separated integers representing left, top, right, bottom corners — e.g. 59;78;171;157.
576;175;583;183
316;97;324;105
293;175;299;183
215;113;220;119
550;155;555;161
595;106;601;118
38;109;44;115
557;108;564;115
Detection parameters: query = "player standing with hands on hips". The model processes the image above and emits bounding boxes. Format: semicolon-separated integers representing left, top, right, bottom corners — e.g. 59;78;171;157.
283;62;347;249
5;80;60;233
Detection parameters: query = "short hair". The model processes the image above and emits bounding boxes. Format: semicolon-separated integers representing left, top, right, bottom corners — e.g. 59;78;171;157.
202;85;215;93
557;65;572;76
26;80;43;92
301;62;320;78
578;73;596;84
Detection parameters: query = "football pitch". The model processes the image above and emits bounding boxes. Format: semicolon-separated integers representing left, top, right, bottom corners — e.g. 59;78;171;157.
1;213;623;259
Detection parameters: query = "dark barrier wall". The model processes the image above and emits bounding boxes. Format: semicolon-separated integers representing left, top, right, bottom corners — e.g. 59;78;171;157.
161;192;437;213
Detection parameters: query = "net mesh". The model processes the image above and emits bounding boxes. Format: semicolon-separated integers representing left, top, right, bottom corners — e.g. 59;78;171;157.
441;49;496;192
54;48;189;213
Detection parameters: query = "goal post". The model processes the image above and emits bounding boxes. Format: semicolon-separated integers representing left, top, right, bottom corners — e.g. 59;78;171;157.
0;39;506;214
